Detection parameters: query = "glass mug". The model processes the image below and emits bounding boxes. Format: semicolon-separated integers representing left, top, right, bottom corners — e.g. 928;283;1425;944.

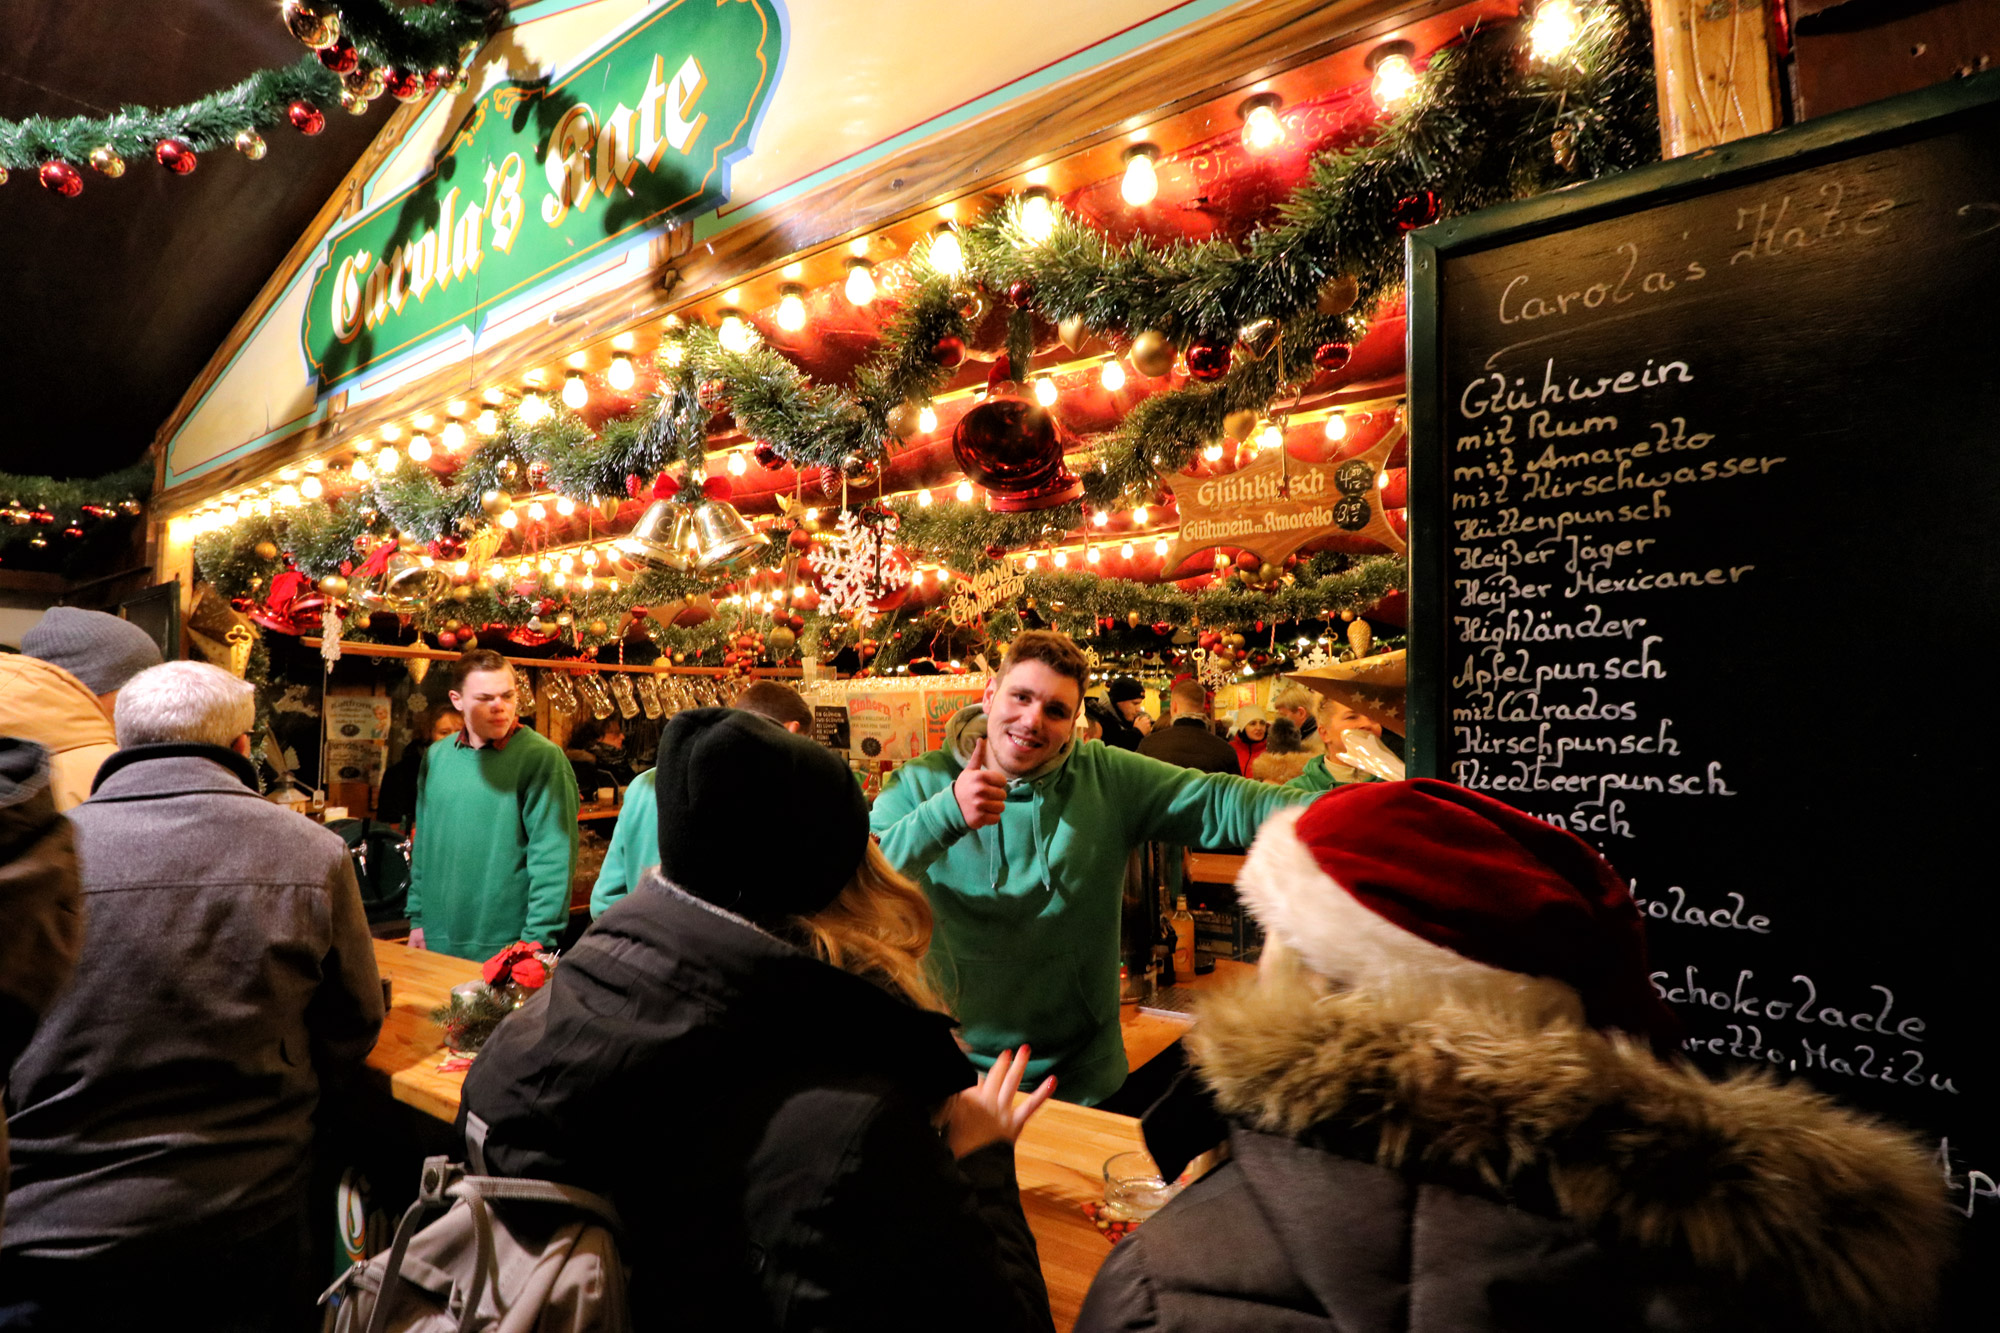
1101;1151;1176;1222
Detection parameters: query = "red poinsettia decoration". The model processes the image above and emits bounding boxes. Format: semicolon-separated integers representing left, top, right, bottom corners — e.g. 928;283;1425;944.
482;941;552;990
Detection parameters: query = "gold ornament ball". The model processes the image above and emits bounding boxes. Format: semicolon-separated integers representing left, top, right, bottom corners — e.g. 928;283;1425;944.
1126;610;1142;629
1222;409;1259;443
282;2;341;50
950;287;985;322
1227;632;1246;649
480;489;513;517
1256;562;1281;583
451;585;473;603
0;166;9;186
253;540;280;560
556;613;574;627
1339;609;1356;621
89;146;126;178
396;531;420;550
767;626;797;657
1128;331;1174;378
349;610;372;631
339;91;369;116
344;67;387;102
588;619;609;636
235;130;267;160
1316;273;1361;316
1347;618;1374;657
885;401;920;439
318;574;350;598
1236;317;1280;361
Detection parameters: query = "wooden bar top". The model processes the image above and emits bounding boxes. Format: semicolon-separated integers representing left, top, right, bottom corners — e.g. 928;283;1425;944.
367;941;1154;1331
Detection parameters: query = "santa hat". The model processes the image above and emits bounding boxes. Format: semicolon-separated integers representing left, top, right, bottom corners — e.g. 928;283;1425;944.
1238;779;1678;1048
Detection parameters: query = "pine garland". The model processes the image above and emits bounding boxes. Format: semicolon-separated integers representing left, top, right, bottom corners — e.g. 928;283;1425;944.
0;3;492;172
0;462;150;554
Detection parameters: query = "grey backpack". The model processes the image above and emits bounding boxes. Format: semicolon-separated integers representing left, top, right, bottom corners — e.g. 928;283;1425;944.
321;1154;629;1333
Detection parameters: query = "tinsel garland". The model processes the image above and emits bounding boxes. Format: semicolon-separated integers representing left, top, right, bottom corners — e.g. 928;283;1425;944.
0;3;492;172
0;462;150;553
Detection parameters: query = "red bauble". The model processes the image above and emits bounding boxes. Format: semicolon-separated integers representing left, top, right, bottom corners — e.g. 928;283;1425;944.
983;543;1008;561
752;441;783;470
422;68;444;93
1151;622;1173;636
437;630;459;649
932;334;966;369
1313;341;1354;372
788;528;814;551
385;68;425;102
38;161;83;197
951;395;1084;513
788;613;804;631
1235;550;1260;570
317;39;360;74
697;378;730;411
1185;341;1231;381
701;475;734;502
1005;279;1036;308
1392;190;1439;230
288;101;327;135
430;533;467;560
985;355;1015;393
155;139;197;174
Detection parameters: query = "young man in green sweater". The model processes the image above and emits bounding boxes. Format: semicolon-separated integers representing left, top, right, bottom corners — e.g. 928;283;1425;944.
1284;693;1387;793
871;630;1308;1106
408;650;578;961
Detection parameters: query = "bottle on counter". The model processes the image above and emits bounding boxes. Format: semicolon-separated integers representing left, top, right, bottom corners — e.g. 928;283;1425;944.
1170;896;1196;978
1154;909;1177;988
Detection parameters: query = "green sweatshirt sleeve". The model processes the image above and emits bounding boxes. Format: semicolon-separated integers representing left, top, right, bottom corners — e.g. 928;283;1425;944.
589;771;656;918
1109;745;1310;849
518;744;580;946
406;745;430;929
869;756;972;878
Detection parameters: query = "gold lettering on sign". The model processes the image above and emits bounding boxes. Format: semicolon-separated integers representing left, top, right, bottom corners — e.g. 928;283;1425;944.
948;565;1028;627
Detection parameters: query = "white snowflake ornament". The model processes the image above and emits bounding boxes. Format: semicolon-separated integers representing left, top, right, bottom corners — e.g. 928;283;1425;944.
812;508;913;616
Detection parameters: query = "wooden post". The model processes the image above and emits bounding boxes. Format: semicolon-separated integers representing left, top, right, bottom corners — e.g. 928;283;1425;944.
1649;0;1784;157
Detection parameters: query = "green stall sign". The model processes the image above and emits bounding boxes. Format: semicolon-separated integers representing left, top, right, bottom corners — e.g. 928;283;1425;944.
303;0;784;390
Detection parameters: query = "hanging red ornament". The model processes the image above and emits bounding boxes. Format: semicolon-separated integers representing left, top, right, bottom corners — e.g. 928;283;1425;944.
1185;341;1231;381
423;68;445;93
1313;341;1354;372
951;395;1084;513
429;533;467;561
385;68;425;102
697;378;730;411
932;334;966;369
788;528;814;552
1392;190;1439;230
1005;279;1036;308
752;441;783;470
624;473;646;499
288;101;327;135
317;38;359;74
155;139;197;175
1151;622;1173;636
984;543;1008;561
38;161;83;197
701;475;734;502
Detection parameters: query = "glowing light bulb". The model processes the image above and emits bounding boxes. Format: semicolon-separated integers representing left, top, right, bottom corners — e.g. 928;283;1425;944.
488;563;507;582
538;557;553;573
1033;376;1058;407
938;569;951;583
1531;0;1579;62
717;312;756;354
1053;549;1069;568
579;575;595;592
217;505;238;525
606;578;621;593
276;484;300;507
376;446;399;472
580;548;598;568
556;496;576;516
844;259;876;305
1203;442;1225;462
1241;98;1285;152
1120;542;1135;559
1257;423;1285;451
804;508;819;522
468;413;492;440
349;457;372;481
776;284;807;332
304;458;325;472
380;423;401;442
1154;537;1169;556
419;555;435;568
552;571;567;589
727;451;747;476
1370;45;1419;107
1092;509;1109;528
561;373;589;409
498;509;518;528
1099;359;1126;392
518;393;551;425
254;499;274;518
527;501;547;521
606;355;636;392
453;560;470;578
407;435;432;462
1086;546;1101;564
1019;191;1056;244
1133;504;1150;524
955;480;974;503
918;404;938;433
1120;146;1159;207
1024;554;1038;571
1324;412;1348;441
301;477;323;499
927;225;964;278
793;583;808;597
917;488;933;507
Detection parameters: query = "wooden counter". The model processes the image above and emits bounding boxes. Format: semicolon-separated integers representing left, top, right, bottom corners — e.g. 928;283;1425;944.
368;940;1153;1330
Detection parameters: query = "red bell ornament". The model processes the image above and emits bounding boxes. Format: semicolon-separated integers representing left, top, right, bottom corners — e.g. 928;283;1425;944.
932;334;966;369
38;161;84;197
950;394;1084;513
1392;190;1439;230
155;139;198;175
317;39;359;74
385;68;425;103
1313;341;1354;372
1185;341;1231;381
288;101;327;135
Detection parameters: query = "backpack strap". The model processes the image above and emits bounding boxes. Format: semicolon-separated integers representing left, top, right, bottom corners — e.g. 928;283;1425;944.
450;1175;626;1240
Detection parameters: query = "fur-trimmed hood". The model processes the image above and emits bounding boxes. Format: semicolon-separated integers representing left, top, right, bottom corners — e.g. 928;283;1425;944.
1185;962;1954;1333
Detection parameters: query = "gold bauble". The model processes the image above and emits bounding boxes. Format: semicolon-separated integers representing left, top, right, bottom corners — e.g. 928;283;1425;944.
1222;409;1259;442
339;90;369;116
885;402;920;439
253;540;280;560
1316;274;1361;316
1057;313;1089;354
587;619;609;636
348;609;372;631
949;287;985;322
396;531;420;550
479;489;513;517
282;2;341;50
318;574;350;598
344;67;387;102
1126;610;1141;628
235;130;267;160
595;496;621;521
1227;632;1246;649
451;585;473;603
1128;331;1173;378
1347;618;1373;657
1235;317;1280;361
89;146;126;178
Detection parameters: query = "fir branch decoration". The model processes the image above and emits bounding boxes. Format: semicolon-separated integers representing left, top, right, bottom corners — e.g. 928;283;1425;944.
0;462;150;554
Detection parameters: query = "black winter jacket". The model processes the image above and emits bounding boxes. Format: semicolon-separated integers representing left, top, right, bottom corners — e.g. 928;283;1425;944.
459;870;1055;1333
1135;718;1241;776
1077;968;1953;1333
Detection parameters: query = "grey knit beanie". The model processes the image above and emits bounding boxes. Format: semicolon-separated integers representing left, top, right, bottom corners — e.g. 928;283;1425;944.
21;607;164;695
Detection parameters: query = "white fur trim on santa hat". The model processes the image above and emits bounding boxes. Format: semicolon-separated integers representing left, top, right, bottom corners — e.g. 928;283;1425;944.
1238;805;1585;1026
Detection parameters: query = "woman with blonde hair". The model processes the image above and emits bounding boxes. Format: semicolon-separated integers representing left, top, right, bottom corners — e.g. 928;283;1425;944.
460;709;1057;1332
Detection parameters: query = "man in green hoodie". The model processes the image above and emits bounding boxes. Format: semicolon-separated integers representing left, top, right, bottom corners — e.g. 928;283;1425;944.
1283;693;1387;794
871;630;1307;1106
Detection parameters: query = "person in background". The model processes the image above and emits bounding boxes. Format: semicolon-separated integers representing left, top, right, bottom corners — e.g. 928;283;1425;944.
0;606;162;810
1249;717;1313;785
463;709;1058;1332
0;662;382;1327
565;714;635;792
1226;705;1268;774
588;679;815;918
1076;780;1954;1333
373;707;460;829
872;631;1306;1105
1268;681;1327;755
0;739;82;1237
408;650;578;960
1283;694;1386;793
1137;680;1240;776
1098;676;1149;750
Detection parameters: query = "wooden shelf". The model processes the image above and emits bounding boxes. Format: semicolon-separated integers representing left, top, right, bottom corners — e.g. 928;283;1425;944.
303;637;805;677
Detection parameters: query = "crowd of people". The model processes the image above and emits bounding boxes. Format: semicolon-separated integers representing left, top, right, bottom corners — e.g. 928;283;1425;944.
0;608;1958;1331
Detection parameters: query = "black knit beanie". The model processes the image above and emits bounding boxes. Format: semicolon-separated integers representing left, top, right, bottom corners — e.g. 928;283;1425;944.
653;707;867;923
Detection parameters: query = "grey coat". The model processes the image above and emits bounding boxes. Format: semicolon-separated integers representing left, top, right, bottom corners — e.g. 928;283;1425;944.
2;744;383;1259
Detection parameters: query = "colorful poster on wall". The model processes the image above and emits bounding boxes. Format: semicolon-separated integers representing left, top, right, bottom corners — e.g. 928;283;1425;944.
846;689;924;763
812;704;851;759
923;683;985;753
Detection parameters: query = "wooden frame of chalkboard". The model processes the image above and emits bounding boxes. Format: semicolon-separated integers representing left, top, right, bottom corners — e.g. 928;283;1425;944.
1406;69;2000;1267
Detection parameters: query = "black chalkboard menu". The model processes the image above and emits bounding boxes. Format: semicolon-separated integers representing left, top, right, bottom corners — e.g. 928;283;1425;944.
1407;71;2000;1281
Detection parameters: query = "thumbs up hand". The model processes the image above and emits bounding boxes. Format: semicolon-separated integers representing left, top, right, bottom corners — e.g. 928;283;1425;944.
953;736;1009;830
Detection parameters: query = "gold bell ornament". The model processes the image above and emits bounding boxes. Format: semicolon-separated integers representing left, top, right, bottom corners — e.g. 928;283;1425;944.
613;500;697;571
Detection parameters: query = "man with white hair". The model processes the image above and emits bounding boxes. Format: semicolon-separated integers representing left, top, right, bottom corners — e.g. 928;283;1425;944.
0;661;383;1327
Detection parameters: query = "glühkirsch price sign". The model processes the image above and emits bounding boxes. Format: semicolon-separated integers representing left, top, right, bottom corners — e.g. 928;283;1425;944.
302;0;783;390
